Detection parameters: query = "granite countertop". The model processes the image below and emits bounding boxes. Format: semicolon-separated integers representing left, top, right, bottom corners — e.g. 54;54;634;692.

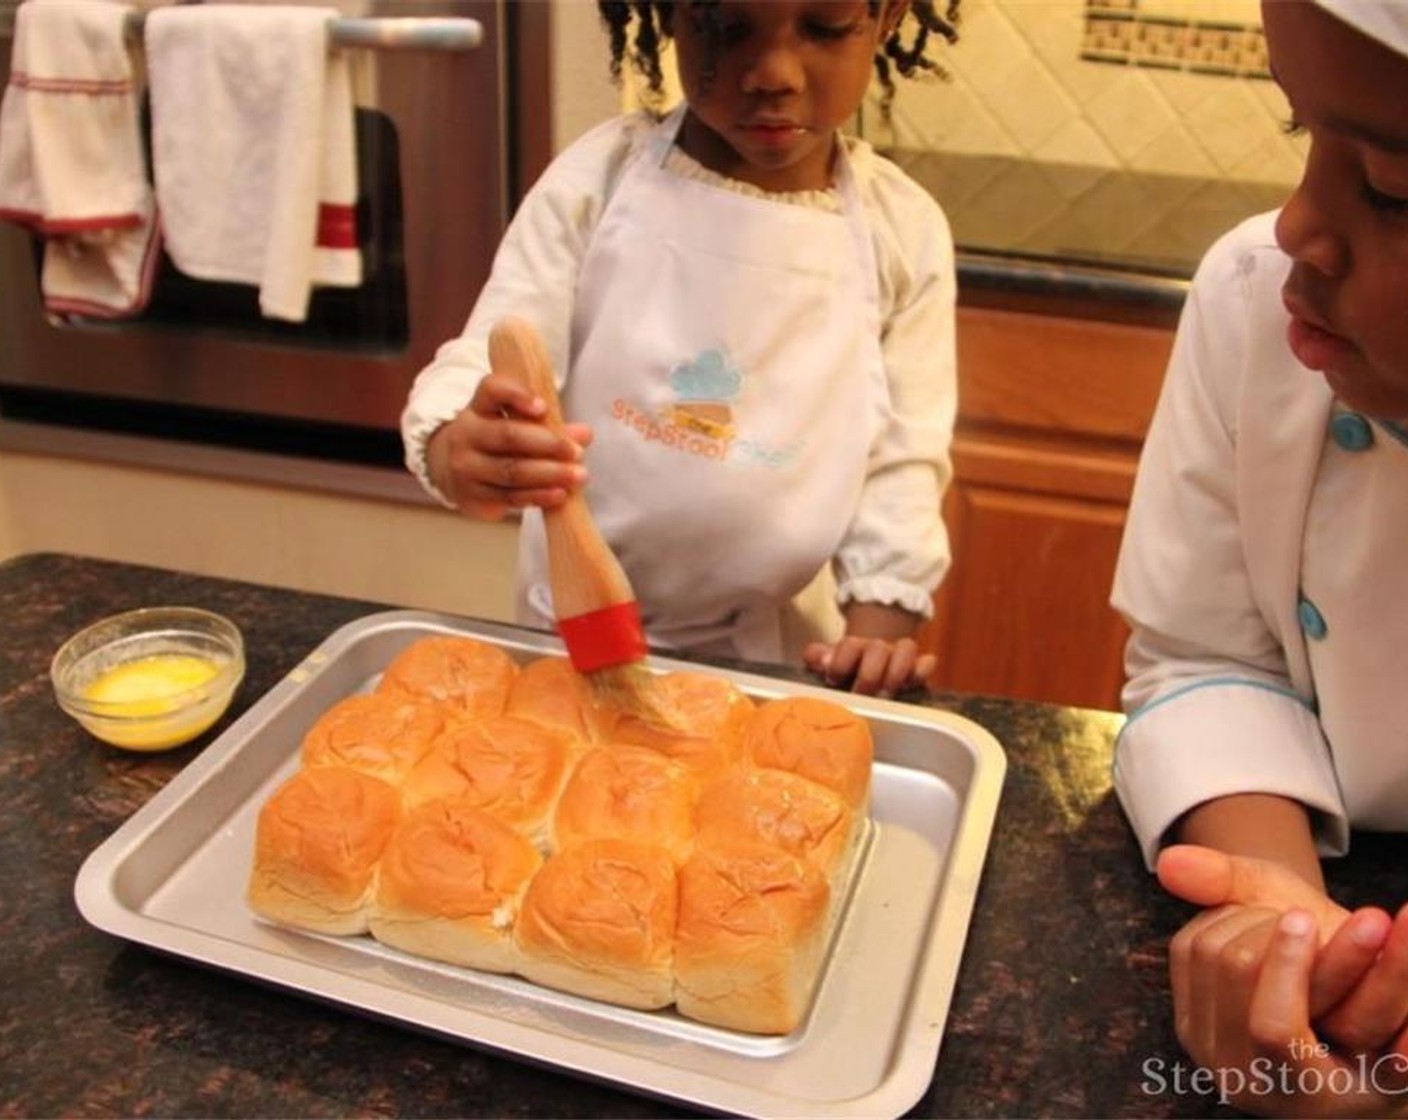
3;552;1404;1119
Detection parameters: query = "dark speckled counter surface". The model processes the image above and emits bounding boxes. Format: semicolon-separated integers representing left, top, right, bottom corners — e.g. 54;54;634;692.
3;552;1404;1119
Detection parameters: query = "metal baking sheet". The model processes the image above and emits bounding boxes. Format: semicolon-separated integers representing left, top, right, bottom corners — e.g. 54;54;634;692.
74;610;1006;1119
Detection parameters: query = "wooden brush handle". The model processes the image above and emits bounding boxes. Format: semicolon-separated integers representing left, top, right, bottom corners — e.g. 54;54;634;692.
488;318;645;659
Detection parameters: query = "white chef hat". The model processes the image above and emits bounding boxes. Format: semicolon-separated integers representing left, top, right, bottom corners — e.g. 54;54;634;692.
1312;0;1408;58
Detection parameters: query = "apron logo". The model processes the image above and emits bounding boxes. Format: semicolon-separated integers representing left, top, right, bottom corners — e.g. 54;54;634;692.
610;347;804;469
668;347;740;441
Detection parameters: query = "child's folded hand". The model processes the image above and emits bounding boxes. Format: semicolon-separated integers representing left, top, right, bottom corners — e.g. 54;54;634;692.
1169;908;1405;1118
1157;845;1349;937
1159;844;1408;1065
1314;902;1408;1060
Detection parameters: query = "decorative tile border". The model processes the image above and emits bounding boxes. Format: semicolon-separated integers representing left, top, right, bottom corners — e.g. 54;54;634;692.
1082;0;1270;78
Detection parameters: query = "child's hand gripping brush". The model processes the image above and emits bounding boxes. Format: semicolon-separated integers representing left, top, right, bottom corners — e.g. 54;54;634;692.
488;317;685;731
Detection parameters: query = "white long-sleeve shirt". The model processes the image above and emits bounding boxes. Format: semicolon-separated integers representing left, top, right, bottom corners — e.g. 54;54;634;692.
402;111;956;641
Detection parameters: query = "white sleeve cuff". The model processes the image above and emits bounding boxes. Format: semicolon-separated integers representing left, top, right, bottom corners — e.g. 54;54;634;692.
834;574;935;620
400;406;461;509
1113;678;1349;869
399;340;489;510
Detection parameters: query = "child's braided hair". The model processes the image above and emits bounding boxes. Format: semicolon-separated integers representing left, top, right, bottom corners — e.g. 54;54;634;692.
597;1;960;115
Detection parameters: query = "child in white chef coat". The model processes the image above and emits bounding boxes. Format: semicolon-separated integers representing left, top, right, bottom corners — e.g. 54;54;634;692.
1111;1;1408;1113
401;1;961;698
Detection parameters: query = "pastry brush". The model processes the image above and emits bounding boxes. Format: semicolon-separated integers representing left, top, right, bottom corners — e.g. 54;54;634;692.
488;317;683;731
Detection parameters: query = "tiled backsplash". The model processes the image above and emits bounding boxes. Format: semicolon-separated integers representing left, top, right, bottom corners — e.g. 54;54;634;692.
1081;0;1269;77
863;0;1303;182
860;0;1308;276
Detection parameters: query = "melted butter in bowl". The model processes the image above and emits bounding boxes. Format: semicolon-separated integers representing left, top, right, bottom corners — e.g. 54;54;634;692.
84;653;222;708
53;609;246;752
80;654;226;749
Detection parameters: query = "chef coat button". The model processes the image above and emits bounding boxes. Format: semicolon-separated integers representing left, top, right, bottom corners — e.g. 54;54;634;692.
1331;412;1374;451
1297;596;1328;641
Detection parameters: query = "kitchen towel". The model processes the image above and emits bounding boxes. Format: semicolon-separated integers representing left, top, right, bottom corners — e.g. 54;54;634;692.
145;3;362;323
0;0;160;318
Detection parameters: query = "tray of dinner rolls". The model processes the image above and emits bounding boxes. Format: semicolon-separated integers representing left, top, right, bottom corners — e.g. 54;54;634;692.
75;610;1005;1119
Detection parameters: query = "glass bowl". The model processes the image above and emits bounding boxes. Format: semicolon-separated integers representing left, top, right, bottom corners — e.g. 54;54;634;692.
51;606;246;752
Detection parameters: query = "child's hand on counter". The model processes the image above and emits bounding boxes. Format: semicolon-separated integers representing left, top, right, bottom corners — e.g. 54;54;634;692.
803;603;936;697
427;372;593;521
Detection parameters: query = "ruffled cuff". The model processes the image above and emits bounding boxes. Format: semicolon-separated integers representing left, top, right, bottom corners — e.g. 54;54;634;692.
835;574;935;621
400;400;464;510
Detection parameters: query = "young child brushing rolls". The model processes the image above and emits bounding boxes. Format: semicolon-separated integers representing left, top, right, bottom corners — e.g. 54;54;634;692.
1110;2;1408;1113
401;1;961;697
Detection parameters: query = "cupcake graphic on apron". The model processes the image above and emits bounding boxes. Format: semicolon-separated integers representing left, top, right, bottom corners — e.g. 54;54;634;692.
667;347;742;442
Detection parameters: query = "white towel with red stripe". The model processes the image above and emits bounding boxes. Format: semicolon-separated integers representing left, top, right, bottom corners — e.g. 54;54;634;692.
0;0;160;318
145;3;361;323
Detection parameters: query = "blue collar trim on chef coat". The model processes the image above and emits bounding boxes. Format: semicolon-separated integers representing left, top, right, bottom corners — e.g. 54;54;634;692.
1115;676;1315;749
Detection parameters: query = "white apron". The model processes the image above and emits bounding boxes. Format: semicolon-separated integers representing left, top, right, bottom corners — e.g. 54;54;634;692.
516;108;887;662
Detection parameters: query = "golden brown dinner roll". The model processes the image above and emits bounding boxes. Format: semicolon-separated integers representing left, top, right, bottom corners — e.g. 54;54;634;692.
369;797;543;972
657;669;758;733
695;767;858;877
504;655;605;742
604;670;756;780
742;696;874;810
300;690;445;786
514;838;678;1009
606;721;740;783
401;715;576;849
552;743;699;861
376;634;517;719
247;766;400;935
674;839;831;1034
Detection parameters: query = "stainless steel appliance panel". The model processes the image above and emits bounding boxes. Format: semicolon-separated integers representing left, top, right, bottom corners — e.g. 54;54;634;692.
0;0;506;434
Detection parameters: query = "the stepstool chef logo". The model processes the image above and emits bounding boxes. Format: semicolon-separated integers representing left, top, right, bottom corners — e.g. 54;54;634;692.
610;346;805;469
1140;1043;1408;1106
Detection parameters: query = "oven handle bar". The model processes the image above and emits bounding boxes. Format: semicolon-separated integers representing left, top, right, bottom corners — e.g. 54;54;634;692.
121;12;484;51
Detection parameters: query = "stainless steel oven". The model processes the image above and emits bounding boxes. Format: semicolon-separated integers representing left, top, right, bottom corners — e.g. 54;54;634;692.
0;0;536;470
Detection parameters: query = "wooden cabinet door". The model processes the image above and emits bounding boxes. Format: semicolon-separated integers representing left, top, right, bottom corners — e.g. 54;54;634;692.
921;306;1174;711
